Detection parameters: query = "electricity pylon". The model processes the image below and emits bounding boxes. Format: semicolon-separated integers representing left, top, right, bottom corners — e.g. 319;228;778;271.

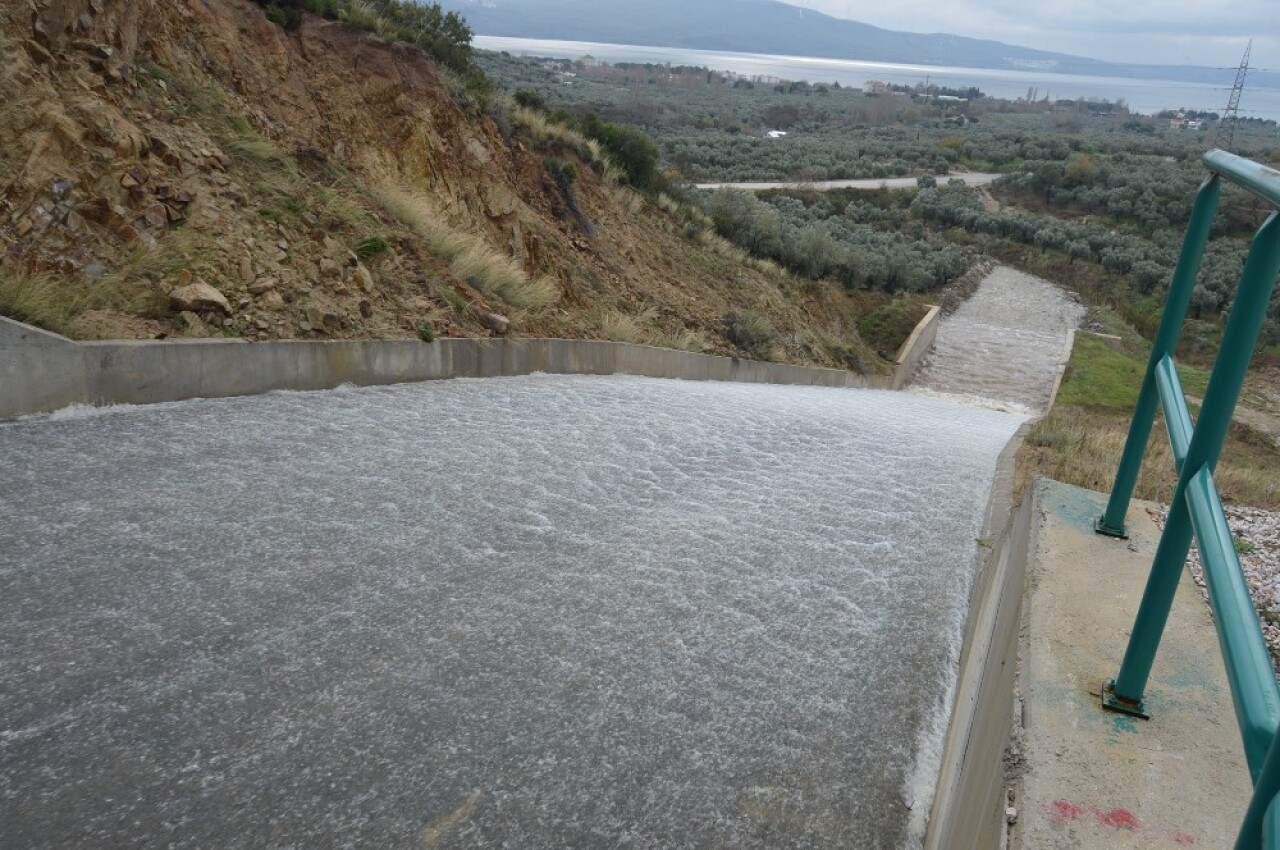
1215;40;1251;151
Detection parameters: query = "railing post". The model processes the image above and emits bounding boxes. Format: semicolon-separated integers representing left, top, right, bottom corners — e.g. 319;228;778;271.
1096;175;1222;537
1106;211;1280;714
1238;723;1280;850
1264;793;1280;850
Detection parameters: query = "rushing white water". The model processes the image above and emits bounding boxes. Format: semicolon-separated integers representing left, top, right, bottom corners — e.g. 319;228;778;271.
0;375;1023;848
913;266;1086;413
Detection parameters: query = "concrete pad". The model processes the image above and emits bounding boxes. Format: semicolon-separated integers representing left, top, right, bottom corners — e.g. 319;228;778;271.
1011;480;1253;849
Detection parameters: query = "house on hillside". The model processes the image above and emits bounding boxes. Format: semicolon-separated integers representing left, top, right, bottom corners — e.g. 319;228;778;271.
1169;112;1206;131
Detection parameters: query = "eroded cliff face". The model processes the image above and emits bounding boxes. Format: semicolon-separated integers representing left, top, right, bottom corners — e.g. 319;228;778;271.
1;0;881;370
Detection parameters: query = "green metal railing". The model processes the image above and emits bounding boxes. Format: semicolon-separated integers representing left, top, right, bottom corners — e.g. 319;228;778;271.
1096;149;1280;850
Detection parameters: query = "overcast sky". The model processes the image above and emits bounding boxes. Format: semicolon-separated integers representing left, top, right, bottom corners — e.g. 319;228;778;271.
777;0;1275;68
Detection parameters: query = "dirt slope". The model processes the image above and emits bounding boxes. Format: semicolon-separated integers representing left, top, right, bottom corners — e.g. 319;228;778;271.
1;0;888;372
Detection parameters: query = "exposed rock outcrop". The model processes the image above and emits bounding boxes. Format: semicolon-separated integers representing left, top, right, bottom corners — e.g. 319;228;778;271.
0;0;891;373
169;282;231;315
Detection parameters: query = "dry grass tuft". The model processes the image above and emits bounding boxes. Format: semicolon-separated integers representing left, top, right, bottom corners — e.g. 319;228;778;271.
0;269;165;337
663;327;712;353
512;275;561;312
375;185;557;313
654;193;681;215
610;186;645;216
0;272;88;335
596;306;657;344
509;106;620;182
511;107;592;159
449;243;525;295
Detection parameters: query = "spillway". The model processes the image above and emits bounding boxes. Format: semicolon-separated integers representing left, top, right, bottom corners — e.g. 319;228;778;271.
0;375;1023;848
913;266;1085;413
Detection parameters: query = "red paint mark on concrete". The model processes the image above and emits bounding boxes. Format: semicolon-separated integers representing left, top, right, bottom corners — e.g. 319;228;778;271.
1097;808;1140;830
1172;832;1196;845
1051;800;1087;821
1050;800;1144;833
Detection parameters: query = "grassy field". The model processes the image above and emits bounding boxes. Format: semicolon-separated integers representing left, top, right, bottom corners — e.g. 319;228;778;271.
1018;309;1280;510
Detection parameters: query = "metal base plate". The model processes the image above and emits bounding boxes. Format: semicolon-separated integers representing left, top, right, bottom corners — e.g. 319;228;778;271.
1095;516;1130;539
1101;679;1150;719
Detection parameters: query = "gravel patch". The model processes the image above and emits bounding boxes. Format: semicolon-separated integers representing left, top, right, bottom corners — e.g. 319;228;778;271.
1151;504;1280;675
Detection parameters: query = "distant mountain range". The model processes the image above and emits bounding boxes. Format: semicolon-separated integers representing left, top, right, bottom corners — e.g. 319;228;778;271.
440;0;1275;88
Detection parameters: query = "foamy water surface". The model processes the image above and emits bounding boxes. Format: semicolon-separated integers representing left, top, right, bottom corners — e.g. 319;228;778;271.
913;266;1085;413
1;375;1024;848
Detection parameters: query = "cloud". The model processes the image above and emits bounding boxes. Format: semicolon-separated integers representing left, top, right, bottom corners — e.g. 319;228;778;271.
782;0;1274;65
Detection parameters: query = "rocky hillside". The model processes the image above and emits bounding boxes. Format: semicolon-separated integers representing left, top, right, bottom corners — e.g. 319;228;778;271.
1;0;895;371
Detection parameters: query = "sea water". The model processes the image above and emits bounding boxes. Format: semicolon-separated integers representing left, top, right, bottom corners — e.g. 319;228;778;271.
476;36;1280;121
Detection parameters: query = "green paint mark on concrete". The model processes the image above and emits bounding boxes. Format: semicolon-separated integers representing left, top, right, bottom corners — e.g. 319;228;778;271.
1167;664;1221;695
1045;481;1108;530
1112;714;1139;736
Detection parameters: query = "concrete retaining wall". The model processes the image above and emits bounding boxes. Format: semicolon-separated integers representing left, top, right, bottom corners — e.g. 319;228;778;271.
894;305;941;389
1044;328;1077;412
0;317;901;419
0;319;93;418
924;433;1033;850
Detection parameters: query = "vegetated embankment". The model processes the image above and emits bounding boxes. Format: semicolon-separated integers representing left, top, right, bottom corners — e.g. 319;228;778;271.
1;0;898;374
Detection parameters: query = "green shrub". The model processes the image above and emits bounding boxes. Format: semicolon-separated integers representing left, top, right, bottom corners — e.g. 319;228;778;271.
514;89;546;111
857;298;928;359
355;236;389;260
263;3;302;28
249;0;478;78
571;112;662;192
417;323;436;342
544;157;578;183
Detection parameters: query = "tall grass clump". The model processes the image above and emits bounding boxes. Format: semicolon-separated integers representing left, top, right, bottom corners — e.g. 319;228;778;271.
374;185;557;311
597;306;657;344
511;107;597;163
0;272;87;335
722;310;777;360
0;269;166;338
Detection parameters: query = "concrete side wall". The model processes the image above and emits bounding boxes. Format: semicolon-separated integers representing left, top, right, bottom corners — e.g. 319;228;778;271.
894;305;941;389
0;317;889;419
0;321;91;417
924;473;1033;850
1043;328;1077;412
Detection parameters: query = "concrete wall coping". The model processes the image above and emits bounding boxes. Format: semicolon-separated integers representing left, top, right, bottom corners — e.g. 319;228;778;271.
895;304;941;367
77;337;252;347
0;316;79;347
894;304;942;389
1043;328;1077;412
924;425;1030;850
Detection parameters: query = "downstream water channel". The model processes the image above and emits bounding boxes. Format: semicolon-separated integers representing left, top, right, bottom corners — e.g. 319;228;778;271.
2;376;1023;848
912;266;1086;414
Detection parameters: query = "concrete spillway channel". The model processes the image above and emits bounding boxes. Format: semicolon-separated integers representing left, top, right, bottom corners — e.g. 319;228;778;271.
0;269;1081;848
3;377;1022;848
912;266;1085;414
